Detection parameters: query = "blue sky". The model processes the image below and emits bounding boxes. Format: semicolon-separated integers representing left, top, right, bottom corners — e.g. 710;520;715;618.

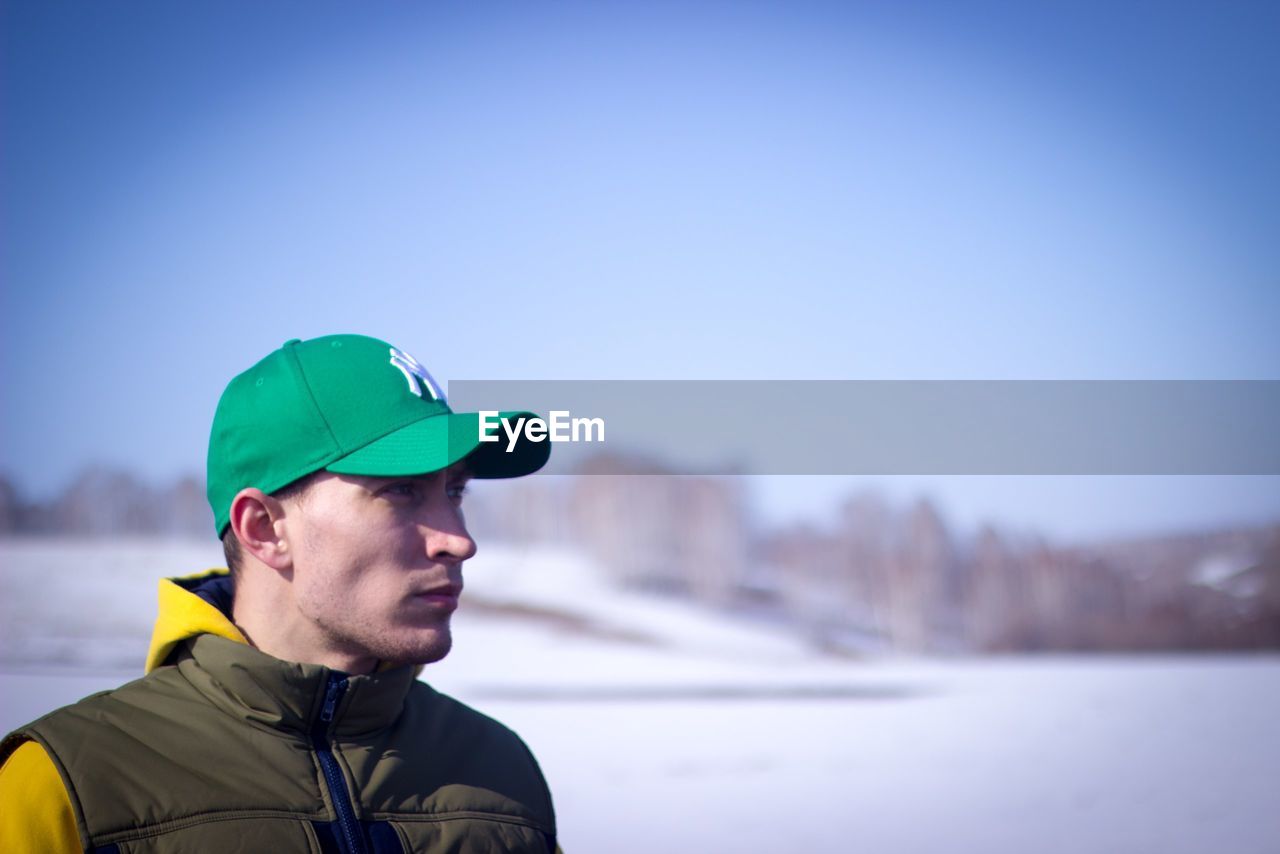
3;1;1278;538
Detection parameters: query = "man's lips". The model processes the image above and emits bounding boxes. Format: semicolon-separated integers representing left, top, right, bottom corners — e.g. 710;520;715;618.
411;583;462;607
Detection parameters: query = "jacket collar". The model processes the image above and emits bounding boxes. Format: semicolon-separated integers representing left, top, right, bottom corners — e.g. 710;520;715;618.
149;570;418;735
176;633;418;736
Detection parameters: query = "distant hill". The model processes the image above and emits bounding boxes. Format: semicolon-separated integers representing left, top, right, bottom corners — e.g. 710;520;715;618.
3;461;1277;652
0;468;210;537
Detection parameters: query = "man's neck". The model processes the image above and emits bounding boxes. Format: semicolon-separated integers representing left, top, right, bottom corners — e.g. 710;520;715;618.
231;575;379;674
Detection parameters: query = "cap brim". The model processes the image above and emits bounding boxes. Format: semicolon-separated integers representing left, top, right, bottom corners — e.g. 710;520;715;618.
324;410;550;479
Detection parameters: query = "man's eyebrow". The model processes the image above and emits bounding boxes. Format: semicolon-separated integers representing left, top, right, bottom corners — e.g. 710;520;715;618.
364;472;437;486
407;468;470;482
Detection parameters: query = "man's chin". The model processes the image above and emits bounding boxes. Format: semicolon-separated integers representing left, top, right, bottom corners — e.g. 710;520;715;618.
379;629;453;667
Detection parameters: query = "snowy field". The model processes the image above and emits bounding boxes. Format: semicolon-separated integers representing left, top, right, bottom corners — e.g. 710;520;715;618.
3;539;1278;853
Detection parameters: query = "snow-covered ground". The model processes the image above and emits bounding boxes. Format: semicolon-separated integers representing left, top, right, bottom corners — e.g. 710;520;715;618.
3;539;1278;853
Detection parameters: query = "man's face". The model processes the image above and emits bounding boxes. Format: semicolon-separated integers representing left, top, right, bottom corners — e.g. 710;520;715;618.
279;463;476;671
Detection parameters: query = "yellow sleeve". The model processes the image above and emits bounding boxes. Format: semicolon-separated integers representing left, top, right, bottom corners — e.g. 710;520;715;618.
0;740;81;854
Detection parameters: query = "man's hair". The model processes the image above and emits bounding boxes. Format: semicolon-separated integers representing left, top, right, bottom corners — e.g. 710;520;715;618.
221;474;319;577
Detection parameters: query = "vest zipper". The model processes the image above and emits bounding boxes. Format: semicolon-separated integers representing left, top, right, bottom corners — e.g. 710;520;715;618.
312;674;368;854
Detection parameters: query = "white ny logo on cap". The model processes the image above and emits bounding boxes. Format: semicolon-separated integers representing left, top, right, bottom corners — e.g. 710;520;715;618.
388;347;445;402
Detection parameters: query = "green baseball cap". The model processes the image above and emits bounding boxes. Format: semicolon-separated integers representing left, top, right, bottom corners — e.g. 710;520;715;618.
207;334;548;536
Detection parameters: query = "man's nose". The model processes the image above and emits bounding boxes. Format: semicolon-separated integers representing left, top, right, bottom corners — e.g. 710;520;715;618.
424;507;477;563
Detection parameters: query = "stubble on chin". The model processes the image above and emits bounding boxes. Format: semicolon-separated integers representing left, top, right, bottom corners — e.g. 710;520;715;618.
371;623;454;668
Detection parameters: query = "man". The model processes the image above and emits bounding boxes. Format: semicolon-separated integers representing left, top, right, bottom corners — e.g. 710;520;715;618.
0;334;559;853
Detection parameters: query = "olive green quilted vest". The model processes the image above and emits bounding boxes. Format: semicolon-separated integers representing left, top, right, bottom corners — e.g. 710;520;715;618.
2;635;556;853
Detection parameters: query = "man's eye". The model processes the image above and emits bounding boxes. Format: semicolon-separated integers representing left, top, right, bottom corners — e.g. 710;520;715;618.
385;483;421;499
446;483;469;502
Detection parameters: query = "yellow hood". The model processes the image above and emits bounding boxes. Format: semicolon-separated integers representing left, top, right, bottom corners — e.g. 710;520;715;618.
144;569;247;673
142;568;418;676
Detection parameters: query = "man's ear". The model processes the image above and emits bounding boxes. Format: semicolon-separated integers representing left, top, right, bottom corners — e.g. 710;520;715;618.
228;488;292;571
